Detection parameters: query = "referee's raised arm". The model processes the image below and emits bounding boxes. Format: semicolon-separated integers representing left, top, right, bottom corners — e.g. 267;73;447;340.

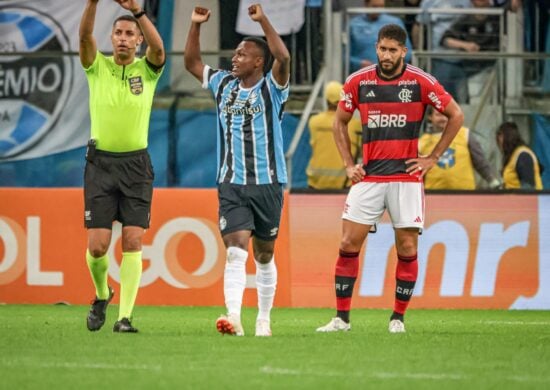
115;0;165;68
79;0;99;68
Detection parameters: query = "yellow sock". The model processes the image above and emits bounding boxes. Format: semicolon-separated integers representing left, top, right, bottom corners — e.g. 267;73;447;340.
86;250;109;300
118;251;142;320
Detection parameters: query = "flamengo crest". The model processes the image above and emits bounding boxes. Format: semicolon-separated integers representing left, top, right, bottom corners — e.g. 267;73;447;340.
398;88;413;103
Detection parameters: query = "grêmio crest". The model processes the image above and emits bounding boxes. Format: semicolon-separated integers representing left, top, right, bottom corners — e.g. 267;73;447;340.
129;76;143;95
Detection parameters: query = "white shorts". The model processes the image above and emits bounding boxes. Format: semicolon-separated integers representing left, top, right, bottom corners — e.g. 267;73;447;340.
343;181;425;229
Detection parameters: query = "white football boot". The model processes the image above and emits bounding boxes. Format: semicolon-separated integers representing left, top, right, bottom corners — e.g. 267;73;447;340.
216;313;244;336
316;317;351;332
388;319;406;333
255;319;272;337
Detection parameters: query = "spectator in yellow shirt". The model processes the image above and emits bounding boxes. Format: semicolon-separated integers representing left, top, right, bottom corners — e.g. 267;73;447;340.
307;81;362;189
419;108;500;189
496;121;543;190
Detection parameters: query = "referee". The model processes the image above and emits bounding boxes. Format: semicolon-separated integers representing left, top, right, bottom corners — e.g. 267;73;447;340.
79;0;165;333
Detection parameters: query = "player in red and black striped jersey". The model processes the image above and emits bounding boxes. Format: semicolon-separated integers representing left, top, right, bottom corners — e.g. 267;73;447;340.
317;24;464;334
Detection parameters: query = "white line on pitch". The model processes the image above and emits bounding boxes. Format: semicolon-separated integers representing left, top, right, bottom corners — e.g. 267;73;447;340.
479;321;550;325
260;366;550;383
0;360;161;372
260;366;464;381
508;375;550;383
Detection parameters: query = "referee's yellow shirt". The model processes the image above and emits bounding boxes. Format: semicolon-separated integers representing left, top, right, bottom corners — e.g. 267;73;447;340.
84;51;163;152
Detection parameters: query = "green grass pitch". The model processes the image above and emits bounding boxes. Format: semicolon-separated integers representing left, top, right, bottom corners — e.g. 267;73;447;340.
1;305;549;389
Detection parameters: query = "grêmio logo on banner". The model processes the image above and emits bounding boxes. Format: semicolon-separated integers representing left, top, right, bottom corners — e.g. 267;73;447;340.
0;6;73;159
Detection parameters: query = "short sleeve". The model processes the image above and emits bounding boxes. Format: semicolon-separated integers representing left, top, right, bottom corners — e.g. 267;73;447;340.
338;79;357;113
203;65;232;95
143;58;164;81
83;50;102;75
422;77;452;112
267;70;289;105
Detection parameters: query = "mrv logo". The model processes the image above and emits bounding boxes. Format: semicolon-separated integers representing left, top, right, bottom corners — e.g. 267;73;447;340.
357;195;550;310
0;7;73;159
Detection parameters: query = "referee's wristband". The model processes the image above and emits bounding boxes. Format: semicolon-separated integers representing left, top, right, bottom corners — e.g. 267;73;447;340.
133;10;146;19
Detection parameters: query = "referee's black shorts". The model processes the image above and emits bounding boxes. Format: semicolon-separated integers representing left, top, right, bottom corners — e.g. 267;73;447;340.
84;149;154;229
218;182;284;241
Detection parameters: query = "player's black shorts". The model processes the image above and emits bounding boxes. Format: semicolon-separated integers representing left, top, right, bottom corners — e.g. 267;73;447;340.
218;182;284;241
84;149;154;229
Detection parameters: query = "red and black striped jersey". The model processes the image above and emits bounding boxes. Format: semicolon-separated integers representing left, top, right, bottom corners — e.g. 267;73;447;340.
339;64;452;183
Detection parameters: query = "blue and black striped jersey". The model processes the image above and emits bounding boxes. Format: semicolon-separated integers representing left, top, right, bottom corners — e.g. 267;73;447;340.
203;66;289;185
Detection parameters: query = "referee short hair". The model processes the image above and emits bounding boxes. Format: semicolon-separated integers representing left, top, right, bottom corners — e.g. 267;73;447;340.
243;36;273;74
113;15;143;34
377;24;407;46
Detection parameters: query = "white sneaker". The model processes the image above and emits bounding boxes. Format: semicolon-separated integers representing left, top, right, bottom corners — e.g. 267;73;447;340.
255;319;272;337
316;317;351;332
216;314;244;336
388;319;406;333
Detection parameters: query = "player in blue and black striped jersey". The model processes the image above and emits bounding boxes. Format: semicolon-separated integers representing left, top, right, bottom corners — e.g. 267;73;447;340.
184;4;290;337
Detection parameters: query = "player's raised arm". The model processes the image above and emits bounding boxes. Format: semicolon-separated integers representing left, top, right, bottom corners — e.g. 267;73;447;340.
333;106;366;183
114;0;165;68
79;0;99;68
248;4;290;86
184;7;211;82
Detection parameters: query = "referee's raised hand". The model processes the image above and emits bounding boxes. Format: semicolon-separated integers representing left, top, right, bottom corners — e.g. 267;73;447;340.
192;6;211;24
114;0;140;13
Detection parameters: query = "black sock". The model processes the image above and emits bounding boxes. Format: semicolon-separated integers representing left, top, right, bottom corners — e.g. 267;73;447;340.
337;310;350;323
390;311;404;322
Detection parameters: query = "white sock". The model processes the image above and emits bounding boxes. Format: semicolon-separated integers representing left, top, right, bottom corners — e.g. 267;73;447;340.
224;246;248;317
255;258;277;322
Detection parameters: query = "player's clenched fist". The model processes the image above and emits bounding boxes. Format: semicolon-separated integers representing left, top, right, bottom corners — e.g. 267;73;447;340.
192;7;211;24
248;4;265;22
